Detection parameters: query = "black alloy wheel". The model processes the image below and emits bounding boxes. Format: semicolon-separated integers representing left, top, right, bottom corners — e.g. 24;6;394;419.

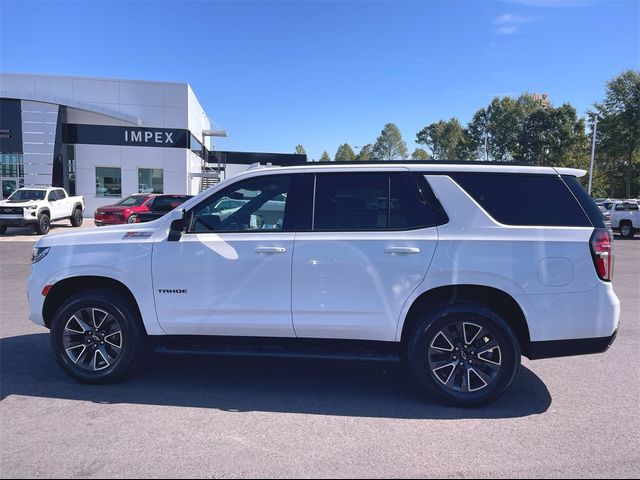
50;290;145;383
408;303;521;407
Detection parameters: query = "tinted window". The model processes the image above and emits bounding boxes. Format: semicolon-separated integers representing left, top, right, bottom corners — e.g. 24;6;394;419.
189;175;292;233
153;196;189;212
615;202;639;211
54;189;66;201
116;195;149;207
47;191;56;202
451;173;591;227
561;175;605;228
314;173;436;231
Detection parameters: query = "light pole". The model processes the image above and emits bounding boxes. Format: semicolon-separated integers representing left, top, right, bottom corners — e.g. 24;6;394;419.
588;116;598;196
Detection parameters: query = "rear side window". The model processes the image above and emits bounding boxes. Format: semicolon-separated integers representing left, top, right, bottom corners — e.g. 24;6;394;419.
313;172;437;231
615;202;639;211
450;173;592;227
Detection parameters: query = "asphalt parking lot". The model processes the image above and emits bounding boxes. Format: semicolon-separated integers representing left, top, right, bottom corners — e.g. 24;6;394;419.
0;233;638;478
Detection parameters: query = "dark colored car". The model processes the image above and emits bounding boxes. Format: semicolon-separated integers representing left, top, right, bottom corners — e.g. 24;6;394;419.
134;195;193;223
94;194;155;226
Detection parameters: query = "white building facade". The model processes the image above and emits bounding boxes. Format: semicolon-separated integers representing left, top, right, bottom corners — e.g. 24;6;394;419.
0;73;213;216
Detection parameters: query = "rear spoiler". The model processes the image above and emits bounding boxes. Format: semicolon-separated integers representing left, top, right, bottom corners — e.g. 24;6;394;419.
555;168;587;178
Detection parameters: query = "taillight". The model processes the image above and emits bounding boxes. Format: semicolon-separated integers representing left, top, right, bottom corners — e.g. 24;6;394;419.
135;217;142;223
590;228;614;281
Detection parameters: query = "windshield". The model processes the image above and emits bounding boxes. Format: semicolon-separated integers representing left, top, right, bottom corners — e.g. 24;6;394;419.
115;196;149;207
7;190;46;201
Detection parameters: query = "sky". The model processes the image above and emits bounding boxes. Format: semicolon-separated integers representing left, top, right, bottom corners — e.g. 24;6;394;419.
1;0;638;160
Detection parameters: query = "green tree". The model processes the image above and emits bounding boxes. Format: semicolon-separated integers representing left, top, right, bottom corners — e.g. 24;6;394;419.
319;151;331;162
355;144;373;161
591;70;640;198
467;94;539;162
334;143;356;161
294;144;306;155
516;103;589;167
415;118;466;160
371;123;408;160
411;148;431;160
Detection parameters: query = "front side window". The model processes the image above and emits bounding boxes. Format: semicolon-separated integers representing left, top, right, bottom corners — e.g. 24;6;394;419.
188;175;291;233
138;168;163;194
96;167;122;197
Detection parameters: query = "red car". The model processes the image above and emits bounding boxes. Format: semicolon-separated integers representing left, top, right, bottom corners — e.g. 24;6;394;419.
94;194;155;226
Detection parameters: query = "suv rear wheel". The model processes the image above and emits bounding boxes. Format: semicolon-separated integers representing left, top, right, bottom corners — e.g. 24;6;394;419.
50;289;145;383
407;303;521;407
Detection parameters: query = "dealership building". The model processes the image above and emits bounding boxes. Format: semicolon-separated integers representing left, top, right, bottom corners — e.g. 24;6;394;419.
0;73;305;216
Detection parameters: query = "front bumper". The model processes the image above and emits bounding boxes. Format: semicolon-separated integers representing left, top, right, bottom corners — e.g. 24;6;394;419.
0;216;37;227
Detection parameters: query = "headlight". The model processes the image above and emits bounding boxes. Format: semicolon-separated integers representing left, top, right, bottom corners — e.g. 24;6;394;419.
24;205;37;210
32;247;50;264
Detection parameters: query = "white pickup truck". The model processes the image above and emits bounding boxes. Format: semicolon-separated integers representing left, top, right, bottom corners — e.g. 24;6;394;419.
0;187;84;235
609;200;640;239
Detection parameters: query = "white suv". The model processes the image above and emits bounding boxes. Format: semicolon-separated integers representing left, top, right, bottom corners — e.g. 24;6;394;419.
28;164;620;406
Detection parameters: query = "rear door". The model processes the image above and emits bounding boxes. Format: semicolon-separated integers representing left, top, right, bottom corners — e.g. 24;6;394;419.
292;170;441;341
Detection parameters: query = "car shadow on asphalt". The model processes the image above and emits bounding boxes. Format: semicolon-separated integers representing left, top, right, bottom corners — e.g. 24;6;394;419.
0;333;552;419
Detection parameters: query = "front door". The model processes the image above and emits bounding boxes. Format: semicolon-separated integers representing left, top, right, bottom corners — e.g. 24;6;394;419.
152;173;301;337
1;178;18;200
292;171;440;342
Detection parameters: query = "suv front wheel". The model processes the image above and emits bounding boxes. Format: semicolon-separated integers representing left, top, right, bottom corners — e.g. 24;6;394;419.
407;303;521;407
50;289;145;383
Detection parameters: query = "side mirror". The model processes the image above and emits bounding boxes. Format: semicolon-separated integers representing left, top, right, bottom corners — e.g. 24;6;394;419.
168;210;186;242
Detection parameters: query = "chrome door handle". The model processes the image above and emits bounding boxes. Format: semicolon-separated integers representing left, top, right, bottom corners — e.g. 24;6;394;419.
385;246;421;254
255;246;287;254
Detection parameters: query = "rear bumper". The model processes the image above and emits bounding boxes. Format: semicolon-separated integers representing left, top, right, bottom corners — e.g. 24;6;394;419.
528;330;618;360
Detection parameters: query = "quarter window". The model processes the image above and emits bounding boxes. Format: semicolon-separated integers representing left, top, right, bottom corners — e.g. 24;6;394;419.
188;175;291;233
451;173;592;227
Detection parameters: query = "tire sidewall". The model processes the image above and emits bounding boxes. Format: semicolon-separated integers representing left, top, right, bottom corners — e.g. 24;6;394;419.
50;291;144;383
36;213;50;235
71;208;83;227
408;303;521;407
620;223;633;238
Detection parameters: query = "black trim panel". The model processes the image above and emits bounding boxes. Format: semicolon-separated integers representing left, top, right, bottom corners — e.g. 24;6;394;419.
527;331;617;360
150;336;401;363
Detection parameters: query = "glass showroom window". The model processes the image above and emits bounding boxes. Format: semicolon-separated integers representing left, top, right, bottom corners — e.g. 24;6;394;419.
96;167;122;197
138;169;163;194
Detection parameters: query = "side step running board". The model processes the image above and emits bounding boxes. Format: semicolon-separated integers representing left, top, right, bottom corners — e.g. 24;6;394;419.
152;337;401;363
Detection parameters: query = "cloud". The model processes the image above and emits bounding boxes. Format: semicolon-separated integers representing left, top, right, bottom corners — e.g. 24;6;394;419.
493;13;530;25
501;0;591;6
492;12;531;34
495;26;521;35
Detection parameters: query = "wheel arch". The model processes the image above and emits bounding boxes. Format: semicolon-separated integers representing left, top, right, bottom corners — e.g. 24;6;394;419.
43;275;147;335
399;284;532;357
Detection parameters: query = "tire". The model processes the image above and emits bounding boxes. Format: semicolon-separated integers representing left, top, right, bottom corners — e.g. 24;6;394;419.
50;289;146;384
126;215;137;224
0;226;6;234
34;213;50;235
70;207;83;227
619;222;635;239
407;303;521;407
